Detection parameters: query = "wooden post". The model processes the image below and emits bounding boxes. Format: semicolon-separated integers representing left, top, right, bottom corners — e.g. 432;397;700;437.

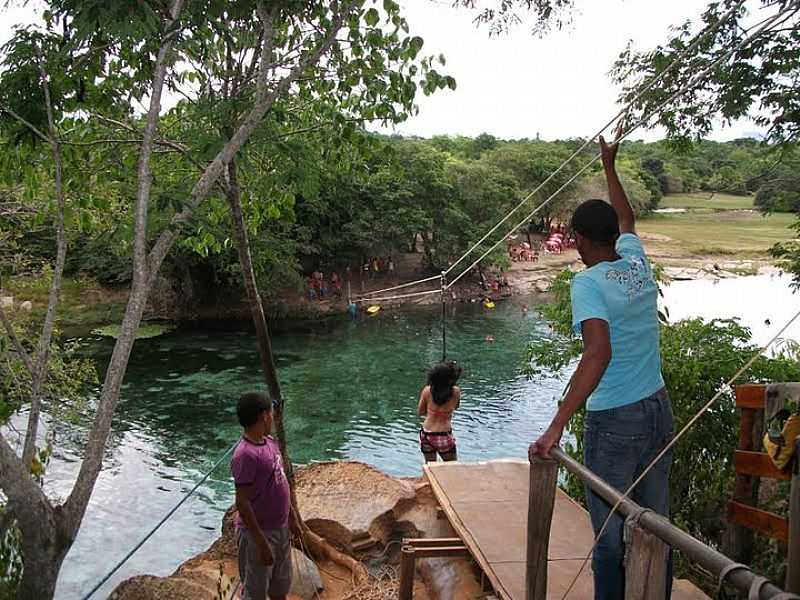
787;440;800;594
624;518;670;600
398;545;415;600
724;406;757;562
526;457;558;600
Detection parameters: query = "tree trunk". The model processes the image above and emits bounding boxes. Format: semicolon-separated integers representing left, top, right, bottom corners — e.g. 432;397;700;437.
18;526;70;600
225;160;367;583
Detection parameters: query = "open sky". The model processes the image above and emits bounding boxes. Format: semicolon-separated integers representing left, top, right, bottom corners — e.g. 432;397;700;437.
0;0;770;142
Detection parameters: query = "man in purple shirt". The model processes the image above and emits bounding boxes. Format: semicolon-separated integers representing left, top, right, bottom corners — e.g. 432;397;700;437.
231;392;292;600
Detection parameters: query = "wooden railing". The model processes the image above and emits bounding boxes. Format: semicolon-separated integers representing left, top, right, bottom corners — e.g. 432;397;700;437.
526;446;800;600
728;383;800;593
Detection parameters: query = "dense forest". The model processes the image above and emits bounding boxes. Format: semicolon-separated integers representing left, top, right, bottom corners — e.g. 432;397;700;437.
3;132;797;301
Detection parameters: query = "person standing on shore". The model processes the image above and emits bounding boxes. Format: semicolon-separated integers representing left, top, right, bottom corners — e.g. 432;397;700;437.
529;136;672;600
231;392;292;600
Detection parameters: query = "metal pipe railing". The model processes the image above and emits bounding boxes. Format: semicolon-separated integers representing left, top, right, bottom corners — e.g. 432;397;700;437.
549;448;795;600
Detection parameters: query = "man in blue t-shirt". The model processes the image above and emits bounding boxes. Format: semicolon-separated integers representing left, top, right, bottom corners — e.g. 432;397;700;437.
530;136;673;600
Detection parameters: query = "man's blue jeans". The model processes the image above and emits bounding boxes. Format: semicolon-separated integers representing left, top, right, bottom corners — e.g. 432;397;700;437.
584;388;674;600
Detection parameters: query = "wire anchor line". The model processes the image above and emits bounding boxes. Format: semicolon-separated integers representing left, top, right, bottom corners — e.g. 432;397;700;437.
81;440;239;600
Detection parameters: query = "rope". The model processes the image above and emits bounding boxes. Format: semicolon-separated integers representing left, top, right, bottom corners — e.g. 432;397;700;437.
441;0;747;280
354;274;442;299
351;288;440;303
445;0;786;291
440;272;447;361
559;303;800;600
81;439;239;600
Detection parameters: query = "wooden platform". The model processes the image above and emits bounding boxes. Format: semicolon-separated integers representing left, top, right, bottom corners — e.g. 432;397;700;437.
424;459;709;600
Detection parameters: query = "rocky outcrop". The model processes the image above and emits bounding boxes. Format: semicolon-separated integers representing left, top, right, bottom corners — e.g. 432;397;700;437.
112;461;483;600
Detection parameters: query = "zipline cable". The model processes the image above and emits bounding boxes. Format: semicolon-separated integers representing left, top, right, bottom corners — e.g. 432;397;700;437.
446;2;790;291
81;440;239;600
354;273;441;299
351;0;747;300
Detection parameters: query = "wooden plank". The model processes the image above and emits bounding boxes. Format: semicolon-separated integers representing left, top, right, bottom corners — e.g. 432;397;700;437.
724;407;758;562
407;546;470;558
405;537;463;548
424;463;513;600
398;546;415;600
526;458;558;600
735;384;766;409
734;450;791;481
727;500;788;542
625;520;669;600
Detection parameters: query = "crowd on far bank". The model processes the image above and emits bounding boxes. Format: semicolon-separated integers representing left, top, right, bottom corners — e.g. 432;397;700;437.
306;256;396;301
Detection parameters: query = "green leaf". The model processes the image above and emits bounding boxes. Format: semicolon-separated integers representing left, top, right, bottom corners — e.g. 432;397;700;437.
364;8;380;27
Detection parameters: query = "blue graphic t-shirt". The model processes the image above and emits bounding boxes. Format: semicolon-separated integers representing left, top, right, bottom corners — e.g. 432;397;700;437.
570;233;664;411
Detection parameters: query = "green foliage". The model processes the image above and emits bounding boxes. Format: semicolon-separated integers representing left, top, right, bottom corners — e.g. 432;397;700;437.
524;267;800;579
92;322;174;339
0;312;97;423
613;1;800;293
0;513;22;600
771;220;800;287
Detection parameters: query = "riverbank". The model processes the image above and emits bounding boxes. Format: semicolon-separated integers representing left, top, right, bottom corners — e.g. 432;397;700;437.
3;193;794;328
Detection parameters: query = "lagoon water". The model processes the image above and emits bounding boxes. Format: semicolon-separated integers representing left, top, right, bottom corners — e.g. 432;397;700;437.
43;274;797;598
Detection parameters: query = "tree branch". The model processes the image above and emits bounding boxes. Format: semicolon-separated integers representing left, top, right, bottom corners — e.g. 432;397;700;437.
0;304;34;377
22;48;70;467
0;102;50;143
0;433;53;530
62;0;186;532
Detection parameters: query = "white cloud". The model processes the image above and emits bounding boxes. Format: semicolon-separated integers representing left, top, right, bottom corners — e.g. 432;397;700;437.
372;0;768;142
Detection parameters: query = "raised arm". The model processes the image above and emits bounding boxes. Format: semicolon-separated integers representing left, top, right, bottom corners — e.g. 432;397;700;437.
600;135;635;234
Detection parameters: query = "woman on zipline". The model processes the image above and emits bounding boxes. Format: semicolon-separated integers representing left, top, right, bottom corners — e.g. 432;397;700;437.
417;361;462;462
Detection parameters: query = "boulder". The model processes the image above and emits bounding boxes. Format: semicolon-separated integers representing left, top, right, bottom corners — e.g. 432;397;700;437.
19;300;32;312
112;461;484;600
0;296;12;309
295;461;417;549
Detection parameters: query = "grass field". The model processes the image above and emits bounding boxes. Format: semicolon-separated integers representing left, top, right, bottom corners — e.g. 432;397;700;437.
639;209;796;258
659;192;755;210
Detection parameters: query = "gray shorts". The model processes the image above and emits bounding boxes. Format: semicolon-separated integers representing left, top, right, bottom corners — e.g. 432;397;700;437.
237;526;292;599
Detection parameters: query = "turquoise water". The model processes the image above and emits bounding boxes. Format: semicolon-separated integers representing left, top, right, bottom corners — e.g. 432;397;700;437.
51;273;799;598
54;296;570;599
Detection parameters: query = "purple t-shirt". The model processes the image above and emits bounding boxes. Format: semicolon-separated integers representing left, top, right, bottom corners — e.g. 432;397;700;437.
231;436;290;531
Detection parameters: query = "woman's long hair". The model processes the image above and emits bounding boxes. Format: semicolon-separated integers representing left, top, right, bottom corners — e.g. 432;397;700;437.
427;361;462;406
